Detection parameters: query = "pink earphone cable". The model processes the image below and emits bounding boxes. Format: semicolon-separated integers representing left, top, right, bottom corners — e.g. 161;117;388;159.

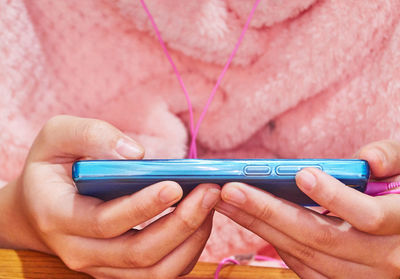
188;0;261;158
139;0;196;151
214;258;240;279
365;181;400;196
140;0;261;158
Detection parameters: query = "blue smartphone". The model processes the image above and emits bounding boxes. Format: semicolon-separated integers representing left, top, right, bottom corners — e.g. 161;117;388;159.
72;159;370;205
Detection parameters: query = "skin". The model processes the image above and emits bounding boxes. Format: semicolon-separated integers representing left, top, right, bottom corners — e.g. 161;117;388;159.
216;140;400;278
1;115;399;278
0;115;221;279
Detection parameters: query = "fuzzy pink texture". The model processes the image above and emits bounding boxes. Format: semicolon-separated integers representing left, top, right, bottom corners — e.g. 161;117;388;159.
1;0;400;262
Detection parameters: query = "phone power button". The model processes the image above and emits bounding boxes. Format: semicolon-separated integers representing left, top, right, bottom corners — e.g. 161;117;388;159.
244;166;271;176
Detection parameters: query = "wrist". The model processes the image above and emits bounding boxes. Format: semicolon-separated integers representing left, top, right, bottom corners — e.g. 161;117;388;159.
0;178;49;253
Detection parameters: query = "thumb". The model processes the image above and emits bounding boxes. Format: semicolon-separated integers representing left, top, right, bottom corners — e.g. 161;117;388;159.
28;115;144;162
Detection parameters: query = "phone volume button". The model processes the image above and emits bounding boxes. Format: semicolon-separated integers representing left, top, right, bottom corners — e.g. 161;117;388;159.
276;165;322;176
244;166;271;176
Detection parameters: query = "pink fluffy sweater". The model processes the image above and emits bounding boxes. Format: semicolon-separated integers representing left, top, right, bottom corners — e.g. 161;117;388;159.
1;0;400;262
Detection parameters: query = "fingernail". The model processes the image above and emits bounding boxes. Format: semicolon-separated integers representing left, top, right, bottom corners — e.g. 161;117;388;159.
159;184;182;204
296;170;316;192
223;186;247;205
202;188;221;209
115;137;144;158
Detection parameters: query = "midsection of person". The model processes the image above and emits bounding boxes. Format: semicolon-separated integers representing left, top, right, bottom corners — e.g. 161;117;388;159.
1;0;400;263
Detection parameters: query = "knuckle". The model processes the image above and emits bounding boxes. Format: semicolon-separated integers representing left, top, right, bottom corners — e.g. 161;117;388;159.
62;256;88;272
130;200;155;222
311;226;337;249
78;120;108;146
256;203;274;222
125;248;154;268
198;223;212;239
64;261;83;272
244;215;260;231
191;224;211;243
123;249;141;267
77;119;120;150
293;244;316;261
361;204;385;233
41;115;67;142
36;214;56;234
92;212;111;238
176;211;201;234
379;139;397;151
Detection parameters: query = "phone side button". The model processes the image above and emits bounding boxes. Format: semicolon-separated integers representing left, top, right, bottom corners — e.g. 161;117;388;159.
276;165;322;176
244;166;271;176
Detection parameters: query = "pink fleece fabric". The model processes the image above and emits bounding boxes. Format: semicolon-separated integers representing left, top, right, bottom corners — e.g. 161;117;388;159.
1;0;400;262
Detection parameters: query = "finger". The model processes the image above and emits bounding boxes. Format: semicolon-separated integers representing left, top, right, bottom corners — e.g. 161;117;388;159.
215;202;374;278
32;168;183;238
28;115;144;163
118;184;219;267
357;140;400;178
218;182;387;263
72;181;182;238
83;212;214;279
62;184;220;268
153;211;214;277
277;249;328;279
179;248;204;277
296;168;400;234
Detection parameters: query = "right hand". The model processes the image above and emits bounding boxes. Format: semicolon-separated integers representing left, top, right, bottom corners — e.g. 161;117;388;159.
0;115;220;278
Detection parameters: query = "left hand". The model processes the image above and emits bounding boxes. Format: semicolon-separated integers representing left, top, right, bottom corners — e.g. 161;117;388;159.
0;116;220;279
216;140;400;278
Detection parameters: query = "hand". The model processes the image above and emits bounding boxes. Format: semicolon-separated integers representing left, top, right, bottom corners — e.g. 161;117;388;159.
216;140;400;278
0;115;221;279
